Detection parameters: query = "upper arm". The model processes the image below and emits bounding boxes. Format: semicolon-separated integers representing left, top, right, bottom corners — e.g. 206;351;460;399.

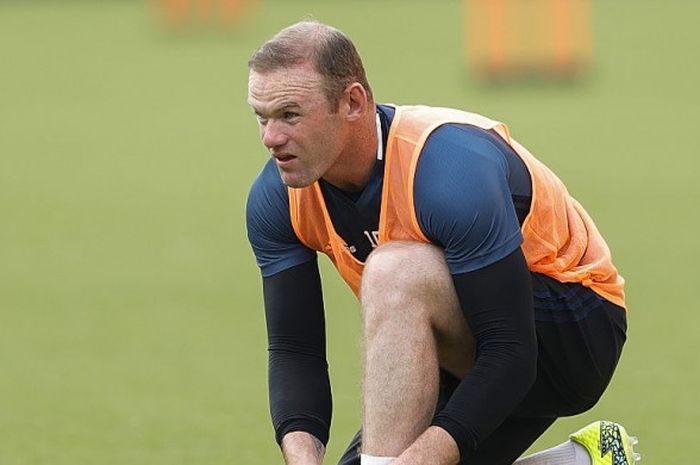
263;259;326;355
246;159;316;277
414;124;523;274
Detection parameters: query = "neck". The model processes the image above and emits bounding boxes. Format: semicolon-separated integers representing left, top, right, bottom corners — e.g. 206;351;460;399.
322;109;378;192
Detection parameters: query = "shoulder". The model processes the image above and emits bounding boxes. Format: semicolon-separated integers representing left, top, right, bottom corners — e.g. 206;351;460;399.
415;124;511;209
247;158;289;216
246;158;292;241
246;159;316;276
423;123;512;170
246;160;293;254
413;124;523;273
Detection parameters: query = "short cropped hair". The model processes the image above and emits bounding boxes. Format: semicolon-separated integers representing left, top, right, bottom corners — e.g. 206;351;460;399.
248;20;373;111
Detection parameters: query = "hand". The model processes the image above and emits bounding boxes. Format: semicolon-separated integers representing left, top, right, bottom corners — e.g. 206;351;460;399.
391;426;460;465
281;431;325;465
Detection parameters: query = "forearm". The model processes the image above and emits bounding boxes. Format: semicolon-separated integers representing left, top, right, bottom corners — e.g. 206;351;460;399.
433;250;537;459
263;261;332;446
268;350;332;445
431;340;536;458
281;431;326;465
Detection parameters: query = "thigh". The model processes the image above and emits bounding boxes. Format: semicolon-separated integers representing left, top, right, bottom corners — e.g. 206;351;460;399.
516;273;628;417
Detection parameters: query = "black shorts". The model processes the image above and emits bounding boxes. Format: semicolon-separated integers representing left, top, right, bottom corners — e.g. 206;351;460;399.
338;273;627;465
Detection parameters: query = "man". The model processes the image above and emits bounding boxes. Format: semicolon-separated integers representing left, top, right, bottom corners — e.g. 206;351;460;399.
245;20;639;465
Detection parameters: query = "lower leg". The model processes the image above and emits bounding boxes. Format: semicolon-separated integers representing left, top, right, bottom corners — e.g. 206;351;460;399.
360;242;473;458
361;268;440;455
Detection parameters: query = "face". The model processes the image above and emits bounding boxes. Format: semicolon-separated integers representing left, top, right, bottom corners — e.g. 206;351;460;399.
247;63;348;188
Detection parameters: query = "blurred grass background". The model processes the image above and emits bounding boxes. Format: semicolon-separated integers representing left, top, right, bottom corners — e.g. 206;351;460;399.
1;1;698;463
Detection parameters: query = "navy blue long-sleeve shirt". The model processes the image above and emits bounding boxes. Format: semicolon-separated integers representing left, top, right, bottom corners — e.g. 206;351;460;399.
246;104;537;456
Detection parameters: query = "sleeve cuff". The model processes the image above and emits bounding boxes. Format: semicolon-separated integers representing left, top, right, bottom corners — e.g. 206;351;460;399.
431;415;478;461
275;416;330;447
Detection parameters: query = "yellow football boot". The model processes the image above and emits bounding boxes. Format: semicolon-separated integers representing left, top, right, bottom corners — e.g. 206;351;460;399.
570;421;641;465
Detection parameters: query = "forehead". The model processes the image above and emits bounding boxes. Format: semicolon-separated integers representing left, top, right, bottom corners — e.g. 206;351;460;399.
247;64;325;111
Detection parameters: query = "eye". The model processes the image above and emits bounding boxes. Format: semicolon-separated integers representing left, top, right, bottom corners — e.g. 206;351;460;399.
283;111;300;121
256;114;268;125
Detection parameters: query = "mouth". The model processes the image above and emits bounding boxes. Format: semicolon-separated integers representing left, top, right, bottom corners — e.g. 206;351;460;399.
273;153;297;166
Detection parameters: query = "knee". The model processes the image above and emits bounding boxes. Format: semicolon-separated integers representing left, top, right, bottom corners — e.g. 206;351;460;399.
360;241;452;328
361;241;448;298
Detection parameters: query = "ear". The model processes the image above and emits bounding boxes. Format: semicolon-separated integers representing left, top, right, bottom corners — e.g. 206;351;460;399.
343;83;369;122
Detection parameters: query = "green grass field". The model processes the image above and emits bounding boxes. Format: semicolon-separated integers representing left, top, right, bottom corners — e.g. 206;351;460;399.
1;1;698;463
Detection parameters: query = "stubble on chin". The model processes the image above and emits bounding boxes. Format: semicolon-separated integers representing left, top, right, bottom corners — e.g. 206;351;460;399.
277;164;323;189
278;169;309;189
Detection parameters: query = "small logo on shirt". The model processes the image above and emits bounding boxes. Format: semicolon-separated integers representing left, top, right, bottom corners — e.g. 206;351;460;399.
364;230;379;248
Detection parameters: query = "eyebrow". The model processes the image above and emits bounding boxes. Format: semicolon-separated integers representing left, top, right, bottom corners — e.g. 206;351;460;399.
251;102;302;117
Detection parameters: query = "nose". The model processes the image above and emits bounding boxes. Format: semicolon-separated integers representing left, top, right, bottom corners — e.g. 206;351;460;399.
261;120;288;150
